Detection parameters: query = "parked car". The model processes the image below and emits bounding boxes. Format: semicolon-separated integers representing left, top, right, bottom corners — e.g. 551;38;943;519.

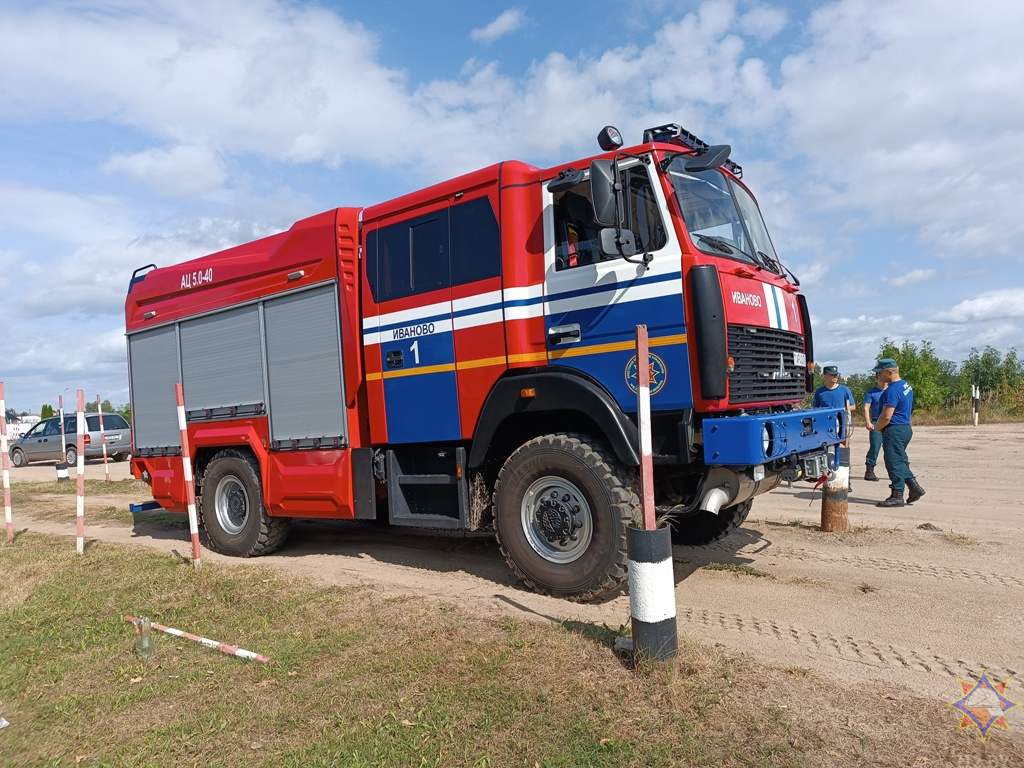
8;413;131;467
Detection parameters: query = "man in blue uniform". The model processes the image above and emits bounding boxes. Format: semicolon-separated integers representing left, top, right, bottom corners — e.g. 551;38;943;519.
862;370;888;481
814;365;855;450
872;358;925;507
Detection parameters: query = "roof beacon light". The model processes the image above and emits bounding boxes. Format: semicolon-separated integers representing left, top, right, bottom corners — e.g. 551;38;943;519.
597;126;623;152
643;123;743;178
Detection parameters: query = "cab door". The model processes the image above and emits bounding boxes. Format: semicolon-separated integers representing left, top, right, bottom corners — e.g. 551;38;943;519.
369;203;462;444
543;163;693;412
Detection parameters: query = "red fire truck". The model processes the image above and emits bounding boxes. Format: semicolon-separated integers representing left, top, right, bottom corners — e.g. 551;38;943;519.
126;123;844;602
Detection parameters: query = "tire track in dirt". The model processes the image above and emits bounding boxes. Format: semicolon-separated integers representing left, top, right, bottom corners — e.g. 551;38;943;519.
680;540;1024;588
759;547;1024;588
680;607;1019;684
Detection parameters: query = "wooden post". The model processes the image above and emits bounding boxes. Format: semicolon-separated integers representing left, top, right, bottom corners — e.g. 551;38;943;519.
821;445;849;532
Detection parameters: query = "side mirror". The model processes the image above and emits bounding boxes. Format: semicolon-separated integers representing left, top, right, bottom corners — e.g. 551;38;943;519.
589;159;622;226
684;144;732;173
599;228;636;258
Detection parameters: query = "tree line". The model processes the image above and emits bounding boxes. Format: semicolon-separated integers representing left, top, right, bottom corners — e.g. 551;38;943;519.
807;341;1024;422
37;400;132;422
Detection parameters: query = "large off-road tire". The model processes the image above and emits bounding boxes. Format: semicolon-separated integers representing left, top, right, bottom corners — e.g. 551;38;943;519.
493;433;638;602
198;449;290;557
10;448;26;468
670;499;753;546
65;446;78;466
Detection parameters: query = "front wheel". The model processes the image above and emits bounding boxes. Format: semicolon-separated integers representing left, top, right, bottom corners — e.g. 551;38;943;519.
198;449;290;556
494;433;638;602
10;448;26;468
670;499;753;546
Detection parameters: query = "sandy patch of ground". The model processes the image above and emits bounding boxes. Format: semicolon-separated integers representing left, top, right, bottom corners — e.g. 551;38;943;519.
7;424;1023;737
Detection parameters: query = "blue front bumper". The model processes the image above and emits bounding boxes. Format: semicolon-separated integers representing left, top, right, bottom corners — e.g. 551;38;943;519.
702;407;846;466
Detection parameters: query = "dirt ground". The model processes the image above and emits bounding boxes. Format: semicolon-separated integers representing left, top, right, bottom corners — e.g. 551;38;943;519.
7;424;1023;728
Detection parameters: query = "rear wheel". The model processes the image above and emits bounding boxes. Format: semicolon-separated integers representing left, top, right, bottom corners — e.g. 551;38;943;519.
65;446;78;466
494;433;637;602
198;449;290;556
10;448;26;468
670;499;753;546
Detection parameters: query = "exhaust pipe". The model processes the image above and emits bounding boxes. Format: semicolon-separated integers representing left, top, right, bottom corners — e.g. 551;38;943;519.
700;486;732;515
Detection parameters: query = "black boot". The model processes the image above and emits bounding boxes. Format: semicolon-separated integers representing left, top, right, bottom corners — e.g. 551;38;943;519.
906;478;926;504
865;465;879;481
877;487;904;507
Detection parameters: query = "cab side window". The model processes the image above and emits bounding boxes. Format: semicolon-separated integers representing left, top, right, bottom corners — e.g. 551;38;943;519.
552;166;666;271
553;185;600;271
42;420;62;437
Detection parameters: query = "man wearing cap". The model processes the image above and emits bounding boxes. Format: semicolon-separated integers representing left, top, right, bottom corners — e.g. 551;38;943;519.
871;358;925;507
862;370;889;481
813;365;855;449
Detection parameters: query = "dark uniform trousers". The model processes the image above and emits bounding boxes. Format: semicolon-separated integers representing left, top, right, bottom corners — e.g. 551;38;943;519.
881;424;915;491
865;429;884;467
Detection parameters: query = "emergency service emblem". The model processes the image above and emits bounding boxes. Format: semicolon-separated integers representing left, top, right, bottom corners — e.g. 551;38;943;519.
625;352;667;396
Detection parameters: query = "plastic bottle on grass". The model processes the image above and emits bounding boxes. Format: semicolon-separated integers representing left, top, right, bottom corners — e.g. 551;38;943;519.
133;616;156;661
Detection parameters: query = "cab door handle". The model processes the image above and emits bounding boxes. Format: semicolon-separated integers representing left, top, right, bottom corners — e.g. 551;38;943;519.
548;324;581;345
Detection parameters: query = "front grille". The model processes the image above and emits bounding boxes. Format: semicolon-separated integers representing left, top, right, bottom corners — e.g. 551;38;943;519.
727;324;807;404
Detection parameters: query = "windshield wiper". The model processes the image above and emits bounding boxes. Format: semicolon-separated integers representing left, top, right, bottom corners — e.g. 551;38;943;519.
694;234;735;255
756;250;783;274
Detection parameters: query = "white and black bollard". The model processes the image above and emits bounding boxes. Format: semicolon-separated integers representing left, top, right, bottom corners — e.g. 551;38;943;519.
626;325;678;661
972;384;980;427
627;526;678;660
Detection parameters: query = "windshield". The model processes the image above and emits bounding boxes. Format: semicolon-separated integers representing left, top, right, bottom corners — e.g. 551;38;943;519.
664;160;780;273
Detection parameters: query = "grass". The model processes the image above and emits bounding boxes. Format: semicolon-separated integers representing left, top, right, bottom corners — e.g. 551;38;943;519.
3;536;1020;767
702;562;773;578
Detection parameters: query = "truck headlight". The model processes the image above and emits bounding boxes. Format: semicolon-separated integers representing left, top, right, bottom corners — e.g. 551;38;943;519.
762;423;773;457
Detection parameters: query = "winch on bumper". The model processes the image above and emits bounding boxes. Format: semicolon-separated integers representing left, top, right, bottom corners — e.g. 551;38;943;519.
694;407;845;511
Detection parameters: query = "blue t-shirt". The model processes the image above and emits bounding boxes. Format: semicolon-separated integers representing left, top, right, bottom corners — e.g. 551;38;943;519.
863;386;886;421
813;384;854;411
880;380;914;425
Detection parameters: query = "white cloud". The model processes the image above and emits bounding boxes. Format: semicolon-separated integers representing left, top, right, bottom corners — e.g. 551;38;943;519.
471;8;526;44
935;288;1024;323
776;1;1024;258
737;5;786;41
103;145;226;197
883;269;936;288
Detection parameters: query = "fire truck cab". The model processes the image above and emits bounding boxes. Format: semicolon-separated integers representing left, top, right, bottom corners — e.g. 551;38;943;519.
126;123;845;602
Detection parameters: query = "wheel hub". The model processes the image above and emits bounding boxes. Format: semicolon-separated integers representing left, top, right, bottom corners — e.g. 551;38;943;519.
536;491;583;545
520;475;593;564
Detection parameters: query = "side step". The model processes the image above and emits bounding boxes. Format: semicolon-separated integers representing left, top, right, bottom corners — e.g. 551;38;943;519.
386;447;469;530
129;500;163;513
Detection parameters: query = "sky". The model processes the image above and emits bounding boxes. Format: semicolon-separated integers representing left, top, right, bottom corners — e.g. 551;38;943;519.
1;0;1022;413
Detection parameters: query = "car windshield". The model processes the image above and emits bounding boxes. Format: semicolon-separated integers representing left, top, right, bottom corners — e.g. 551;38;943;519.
663;160;781;273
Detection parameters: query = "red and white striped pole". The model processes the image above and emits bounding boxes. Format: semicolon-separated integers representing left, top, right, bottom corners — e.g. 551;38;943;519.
175;383;202;571
627;325;678;661
637;325;656;532
1;382;14;543
124;615;271;663
96;395;110;483
76;390;86;554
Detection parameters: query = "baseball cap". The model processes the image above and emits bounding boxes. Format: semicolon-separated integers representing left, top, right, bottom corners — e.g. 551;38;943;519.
872;357;897;373
822;365;839;375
